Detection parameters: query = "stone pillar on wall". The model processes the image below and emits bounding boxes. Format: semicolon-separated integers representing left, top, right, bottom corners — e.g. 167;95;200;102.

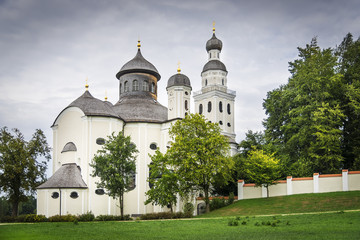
238;180;244;200
313;173;319;193
261;185;267;198
286;176;292;195
342;169;349;191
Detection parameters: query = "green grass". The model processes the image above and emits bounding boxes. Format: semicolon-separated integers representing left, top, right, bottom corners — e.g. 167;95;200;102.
1;211;360;240
1;191;360;240
202;191;360;218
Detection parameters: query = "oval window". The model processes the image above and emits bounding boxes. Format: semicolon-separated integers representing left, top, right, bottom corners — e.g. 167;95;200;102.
96;138;105;145
199;104;203;114
150;143;157;150
208;101;212;113
227;104;231;114
95;189;105;195
185;91;188;95
70;192;79;199
219;121;223;125
51;192;59;199
219;101;223;113
227;122;231;127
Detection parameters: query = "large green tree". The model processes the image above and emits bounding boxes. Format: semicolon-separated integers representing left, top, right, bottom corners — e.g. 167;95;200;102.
263;38;345;176
167;113;234;213
0;127;50;217
243;149;281;197
337;33;360;170
90;132;137;217
145;150;179;212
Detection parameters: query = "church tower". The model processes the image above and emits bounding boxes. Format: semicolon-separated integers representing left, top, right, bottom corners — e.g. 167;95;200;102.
167;64;192;119
193;24;237;155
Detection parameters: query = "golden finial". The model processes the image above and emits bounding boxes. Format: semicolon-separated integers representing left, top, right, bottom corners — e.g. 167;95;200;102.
177;61;181;73
105;90;108;101
137;39;141;49
212;21;216;33
85;77;89;90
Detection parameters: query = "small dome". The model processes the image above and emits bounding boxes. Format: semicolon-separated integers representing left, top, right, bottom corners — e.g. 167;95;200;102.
167;73;191;89
206;33;223;52
202;60;227;73
116;49;161;80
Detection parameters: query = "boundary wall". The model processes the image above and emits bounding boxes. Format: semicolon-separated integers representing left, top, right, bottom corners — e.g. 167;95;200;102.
237;170;360;200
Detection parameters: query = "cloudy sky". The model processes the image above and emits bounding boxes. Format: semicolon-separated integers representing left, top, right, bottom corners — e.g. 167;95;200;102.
1;0;360;173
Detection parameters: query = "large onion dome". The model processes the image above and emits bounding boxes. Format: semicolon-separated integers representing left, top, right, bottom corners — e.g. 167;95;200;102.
167;72;191;90
206;33;223;52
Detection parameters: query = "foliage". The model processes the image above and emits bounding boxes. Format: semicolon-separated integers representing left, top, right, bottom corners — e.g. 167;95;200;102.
263;37;346;176
90;131;138;217
48;214;78;222
243;149;281;197
0;127;51;217
182;202;194;216
95;214;131;221
24;214;47;222
139;211;191;220
210;197;227;211
77;211;95;222
145;150;179;212
167;113;234;213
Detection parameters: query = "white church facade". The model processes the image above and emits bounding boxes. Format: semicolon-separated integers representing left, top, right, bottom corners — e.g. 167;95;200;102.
36;27;237;217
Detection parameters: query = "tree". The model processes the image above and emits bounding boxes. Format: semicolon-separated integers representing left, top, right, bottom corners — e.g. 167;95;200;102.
145;150;179;212
167;113;234;213
336;33;360;170
0;127;50;217
90;131;137;218
263;37;345;176
243;149;281;197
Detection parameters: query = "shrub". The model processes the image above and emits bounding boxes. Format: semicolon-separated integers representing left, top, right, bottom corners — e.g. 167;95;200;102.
95;214;131;221
183;202;194;216
227;192;235;205
140;212;190;220
24;214;47;222
78;211;95;222
0;216;16;223
48;214;78;222
228;219;239;226
210;197;227;211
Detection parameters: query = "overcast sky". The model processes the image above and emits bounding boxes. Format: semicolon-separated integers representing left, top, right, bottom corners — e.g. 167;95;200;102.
1;0;360;174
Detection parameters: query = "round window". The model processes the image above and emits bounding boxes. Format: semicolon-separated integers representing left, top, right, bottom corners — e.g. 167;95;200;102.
219;121;223;125
150;143;157;150
70;192;79;199
96;138;105;145
95;189;105;195
227;123;231;127
51;192;59;199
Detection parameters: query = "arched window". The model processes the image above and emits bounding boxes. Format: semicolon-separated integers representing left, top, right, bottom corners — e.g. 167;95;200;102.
142;80;149;91
227;104;231;114
219;101;223;112
199;104;203;114
185;100;188;110
208;101;212;112
132;80;139;91
124;81;129;92
151;82;155;93
120;83;122;93
205;79;208;86
128;172;136;191
222;79;224;85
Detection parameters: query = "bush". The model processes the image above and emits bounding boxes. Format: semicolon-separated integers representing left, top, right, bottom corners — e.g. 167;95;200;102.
183;202;194;216
48;214;78;222
227;192;235;205
210;197;227;211
24;214;47;222
140;212;191;220
228;219;239;226
95;214;131;221
0;216;16;223
78;211;95;222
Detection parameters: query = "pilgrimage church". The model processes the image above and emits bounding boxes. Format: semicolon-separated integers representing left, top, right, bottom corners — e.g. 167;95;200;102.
37;26;237;217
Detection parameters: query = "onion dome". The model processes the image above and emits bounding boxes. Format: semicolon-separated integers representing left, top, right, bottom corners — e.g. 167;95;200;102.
167;66;191;90
206;33;223;52
202;60;227;73
116;44;161;81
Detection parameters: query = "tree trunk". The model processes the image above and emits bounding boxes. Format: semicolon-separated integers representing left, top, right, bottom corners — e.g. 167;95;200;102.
120;194;124;218
266;185;269;198
204;188;210;213
11;201;19;217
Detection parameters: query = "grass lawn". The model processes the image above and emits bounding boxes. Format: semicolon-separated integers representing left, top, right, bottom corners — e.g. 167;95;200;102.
0;211;359;240
202;191;360;218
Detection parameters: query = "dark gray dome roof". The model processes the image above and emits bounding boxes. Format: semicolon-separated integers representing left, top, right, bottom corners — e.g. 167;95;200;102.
202;60;227;73
52;90;120;127
167;73;192;89
206;33;223;52
116;49;161;80
37;163;87;189
113;94;168;123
